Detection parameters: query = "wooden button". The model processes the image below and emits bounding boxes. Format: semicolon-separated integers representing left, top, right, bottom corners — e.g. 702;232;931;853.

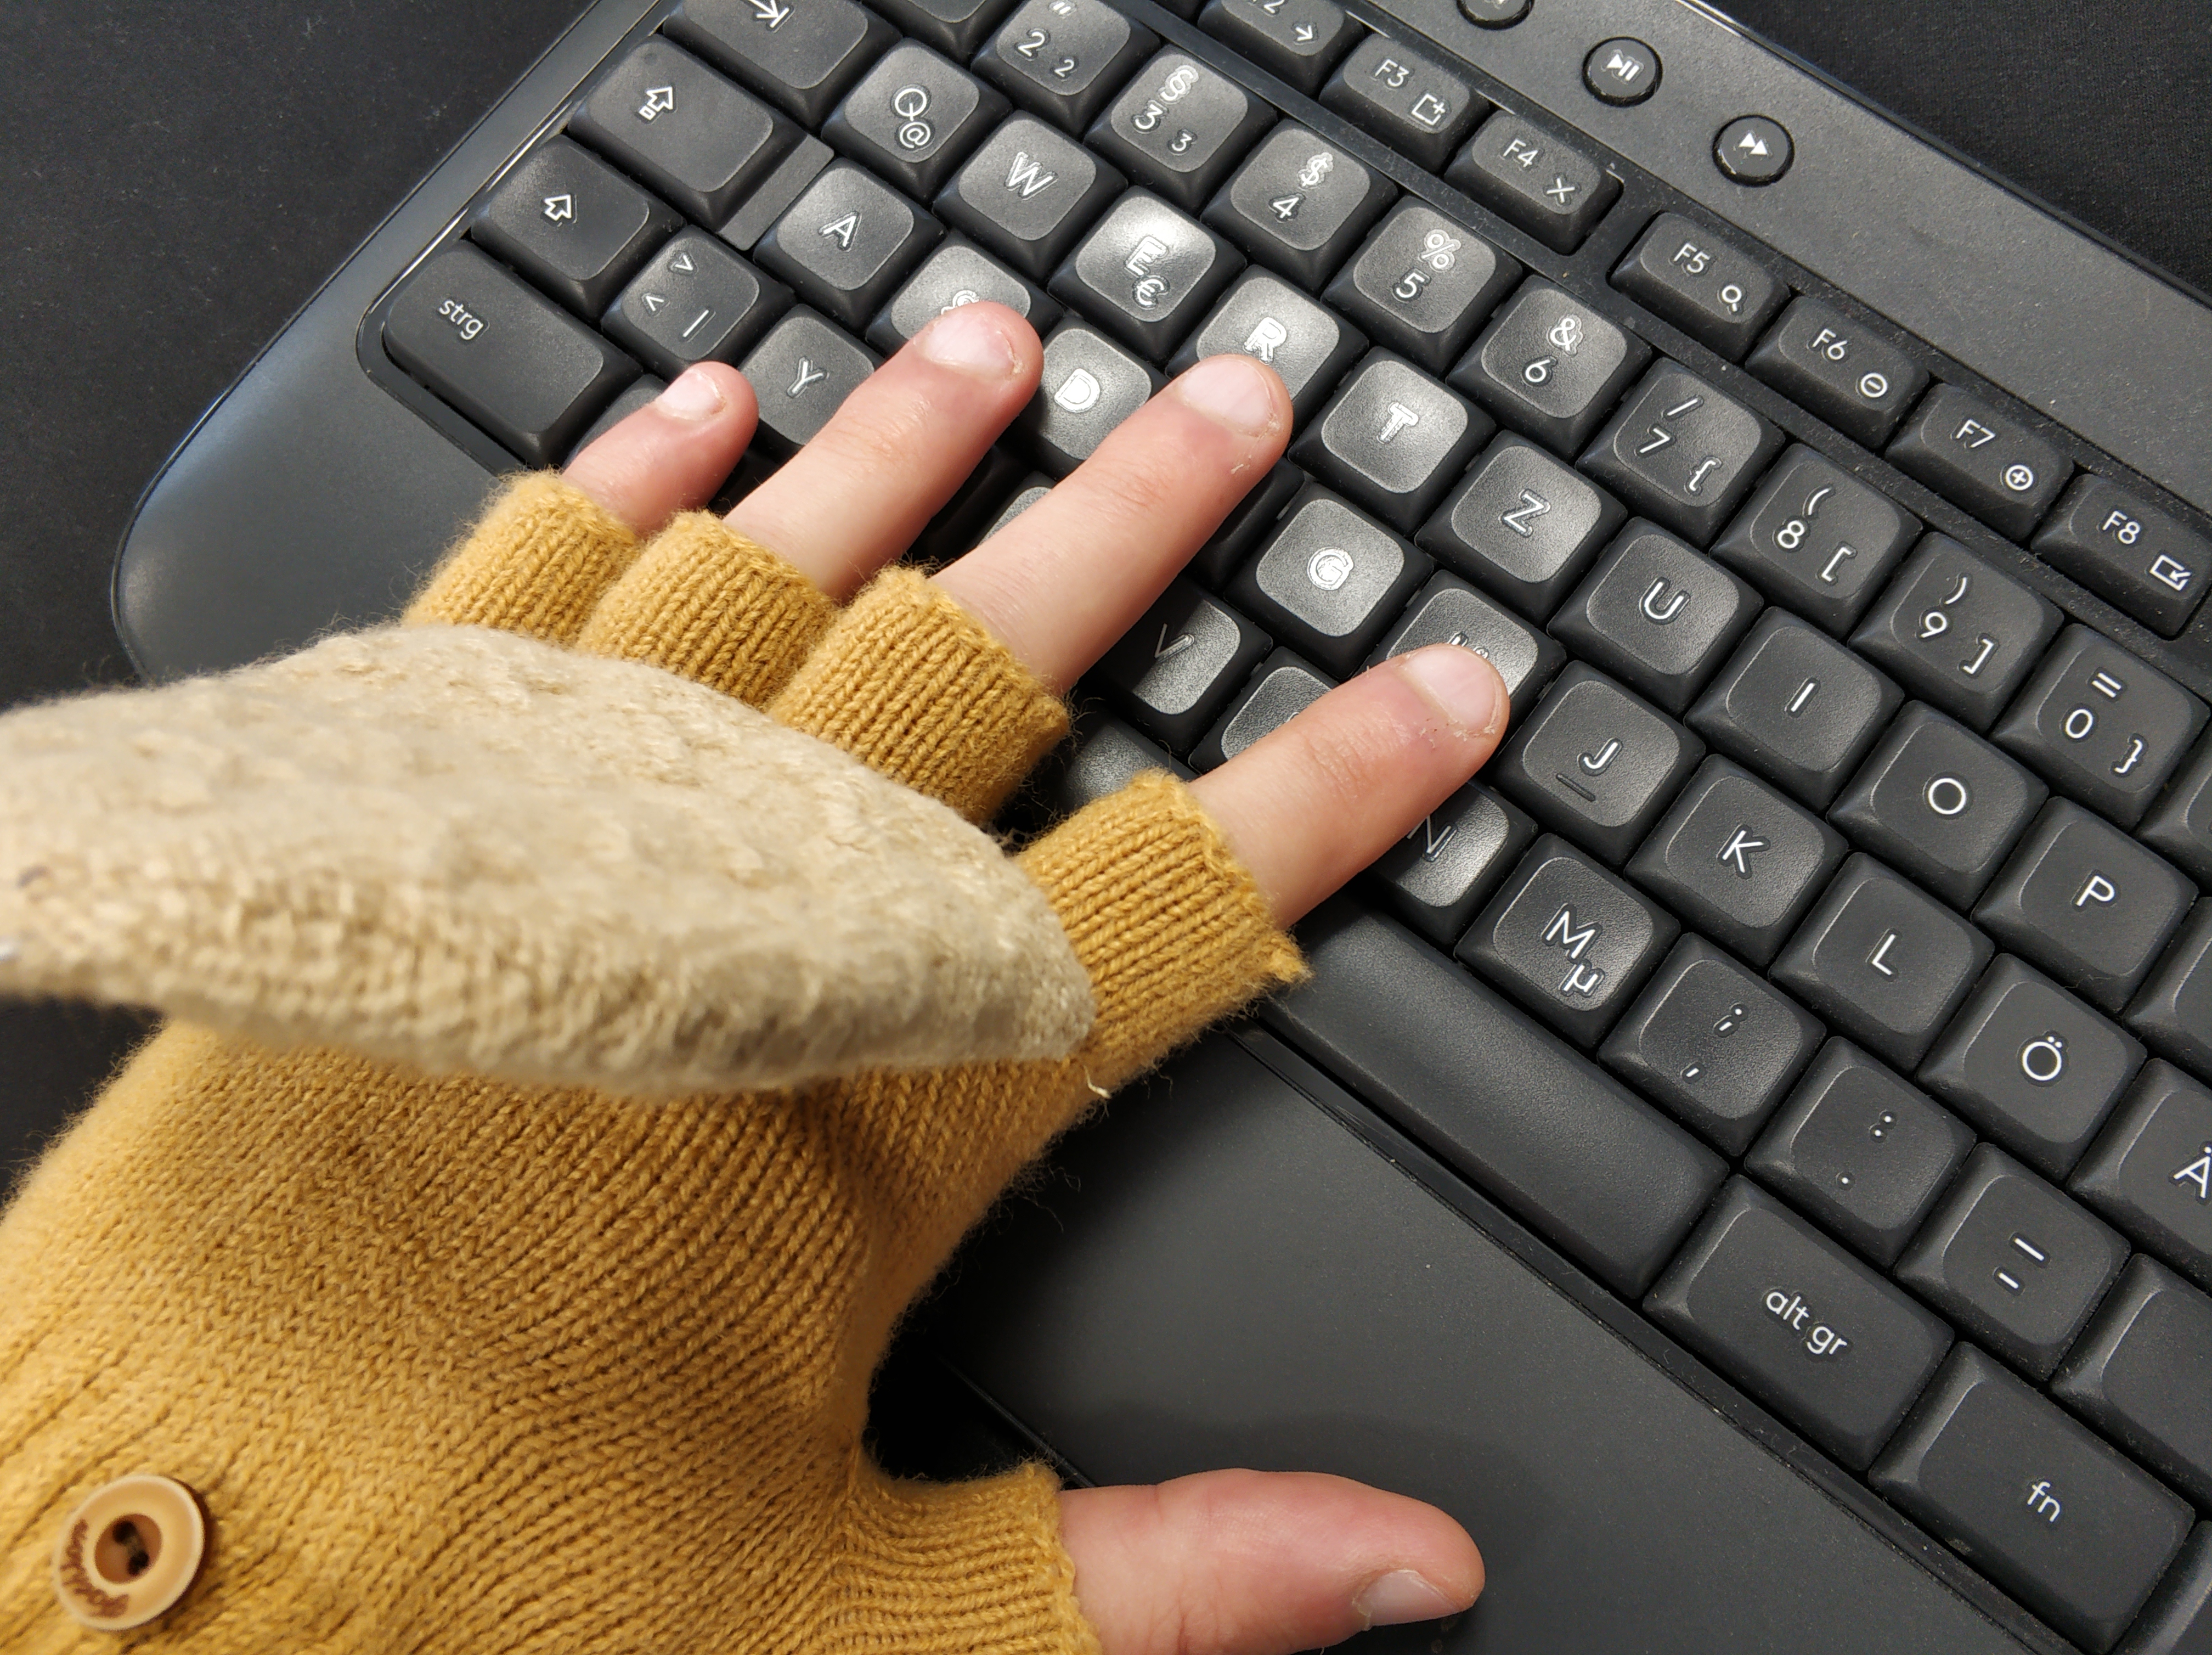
50;1474;206;1631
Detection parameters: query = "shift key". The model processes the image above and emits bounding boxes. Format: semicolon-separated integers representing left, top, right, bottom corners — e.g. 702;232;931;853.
1646;1176;1951;1469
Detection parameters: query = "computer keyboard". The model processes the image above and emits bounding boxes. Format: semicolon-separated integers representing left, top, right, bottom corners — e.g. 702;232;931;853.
352;1;2212;1648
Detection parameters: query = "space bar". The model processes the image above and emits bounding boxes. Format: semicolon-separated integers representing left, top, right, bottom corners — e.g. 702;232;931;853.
1261;899;1725;1298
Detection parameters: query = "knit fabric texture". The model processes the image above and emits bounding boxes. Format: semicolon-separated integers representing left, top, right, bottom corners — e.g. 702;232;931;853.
405;474;639;643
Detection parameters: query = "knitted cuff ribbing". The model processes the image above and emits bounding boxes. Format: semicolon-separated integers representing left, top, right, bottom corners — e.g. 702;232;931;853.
404;474;639;644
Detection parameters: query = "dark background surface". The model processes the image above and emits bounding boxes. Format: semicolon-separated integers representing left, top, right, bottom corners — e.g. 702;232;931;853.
4;0;2210;1185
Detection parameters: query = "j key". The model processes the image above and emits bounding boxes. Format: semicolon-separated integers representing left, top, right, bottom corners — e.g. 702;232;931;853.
383;244;639;468
1323;202;1520;375
1627;755;1843;967
821;43;1008;200
1610;212;1786;361
1052;191;1241;361
1227;483;1432;675
472;138;680;318
1774;854;1993;1069
1199;0;1361;94
1048;715;1189;815
2129;902;2212;1081
738;307;877;454
1190;646;1334;770
1087;51;1276;214
936;115;1124;283
974;0;1158;134
1550;523;1760;716
1687;610;1901;809
753;161;942;334
1458;835;1678;1045
2035;474;2212;637
1746;296;1927;448
2074;1060;2212;1290
719;134;834;251
2142;731;2212;886
2119;1525;2212;1655
604;232;788;380
1368;572;1564;723
1166;272;1365;424
1852;536;2062;730
1645;1176;1952;1470
1291;352;1492;532
1189;459;1305;587
1579;364;1782;546
571;38;796;227
1829;702;2046;908
1974;800;2196;1013
1366;781;1535;946
1994;624;2209;828
1097;576;1272;750
1018;319;1163;475
566;374;664;463
1450;279;1650;456
866;238;1057;353
1490;663;1703;864
668;0;898;127
1202;123;1395;291
1319;35;1485;174
1870;1347;2191;1654
1710;444;1918;633
1887;383;2071;542
1446;110;1620;255
1417;434;1623;621
871;0;1019;59
2053;1256;2212;1511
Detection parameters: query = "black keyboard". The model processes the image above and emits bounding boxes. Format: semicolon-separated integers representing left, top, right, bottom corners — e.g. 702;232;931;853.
355;2;2212;1649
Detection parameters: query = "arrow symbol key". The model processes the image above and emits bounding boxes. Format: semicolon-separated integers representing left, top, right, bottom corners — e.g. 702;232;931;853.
1293;22;1314;41
751;0;792;25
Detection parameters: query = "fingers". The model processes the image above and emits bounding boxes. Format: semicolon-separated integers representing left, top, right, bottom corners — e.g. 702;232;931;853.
1189;646;1509;927
563;363;758;534
1059;1471;1483;1655
932;354;1291;692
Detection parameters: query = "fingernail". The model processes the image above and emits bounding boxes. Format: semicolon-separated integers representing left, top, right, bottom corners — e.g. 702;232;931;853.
657;365;727;421
1354;1569;1464;1630
918;302;1022;378
1400;644;1505;738
1172;353;1283;438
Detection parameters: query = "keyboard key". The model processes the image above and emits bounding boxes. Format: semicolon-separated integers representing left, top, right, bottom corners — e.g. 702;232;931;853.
1446;109;1619;255
1096;575;1271;750
1852;535;2062;730
668;0;899;126
1017;319;1163;474
1087;51;1276;213
737;306;877;453
1610;212;1786;361
866;237;1057;353
1549;523;1760;715
1687;610;1901;809
1291;352;1492;531
1052;190;1240;361
1368;572;1564;722
1415;434;1623;621
974;0;1158;133
1188;459;1305;586
2034;474;2212;638
1993;624;2208;828
2073;1060;2212;1290
1319;35;1485;173
2052;1256;2212;1511
936;115;1123;283
1774;854;1993;1069
472;138;680;318
1458;835;1678;1045
1490;663;1702;864
1578;363;1783;546
822;42;1008;200
1227;482;1431;675
1189;646;1333;769
1887;384;2072;542
2128;902;2212;1082
604;230;789;379
566;374;665;462
1201;122;1395;291
383;244;639;467
2140;730;2212;886
1323;202;1519;375
753;161;942;334
1710;444;1918;633
718;134;834;251
1047;714;1189;815
1626;755;1843;967
1167;272;1365;425
1451;279;1650;455
1870;1346;2191;1654
1366;781;1535;946
1645;1176;1952;1469
1198;0;1360;93
1829;702;2046;908
1746;296;1927;449
2115;1524;2212;1655
871;0;1019;59
571;38;797;227
907;443;1031;562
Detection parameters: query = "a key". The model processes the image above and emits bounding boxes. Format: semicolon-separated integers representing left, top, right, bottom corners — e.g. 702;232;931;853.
1368;572;1564;722
1319;35;1485;173
1446;109;1620;255
974;0;1159;133
1853;536;2062;730
1489;663;1703;865
1323;202;1519;375
866;237;1057;353
1870;1347;2192;1654
1745;1037;1974;1266
1828;702;2047;908
2129;903;2212;1082
718;134;834;251
1189;646;1334;770
1450;279;1650;456
752;161;943;334
2114;1525;2212;1655
1226;483;1431;675
1711;445;1918;633
1051;190;1242;361
472;138;680;318
1686;610;1901;809
821;43;1008;200
1601;937;1824;1155
1645;1176;1953;1469
2073;1060;2212;1290
737;307;878;454
566;375;665;463
2052;1256;2212;1512
1919;955;2146;1180
935;115;1124;283
1290;352;1492;531
1993;624;2208;829
1626;755;1844;967
1746;296;1927;449
1365;781;1535;946
1610;212;1786;361
1887;384;2072;542
1167;272;1365;424
1458;835;1678;1045
1017;319;1163;474
604;230;791;379
1579;363;1783;546
668;0;899;126
1198;0;1361;94
383;244;639;467
1046;714;1190;815
1087;51;1276;213
870;0;1020;59
1414;434;1623;621
1773;854;1993;1069
1549;523;1760;715
1188;460;1305;587
571;38;798;227
2034;474;2212;638
2141;731;2212;887
1201;123;1395;291
1895;1144;2128;1380
1096;576;1272;750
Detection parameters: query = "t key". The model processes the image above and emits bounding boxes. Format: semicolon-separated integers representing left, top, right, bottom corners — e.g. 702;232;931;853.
1291;352;1493;531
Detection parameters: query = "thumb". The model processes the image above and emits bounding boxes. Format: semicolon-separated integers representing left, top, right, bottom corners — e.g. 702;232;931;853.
1058;1470;1483;1655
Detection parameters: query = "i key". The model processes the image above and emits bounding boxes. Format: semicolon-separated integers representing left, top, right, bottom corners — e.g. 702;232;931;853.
1579;363;1782;546
668;0;899;127
1324;202;1520;375
1993;623;2208;827
1852;535;2061;730
974;0;1159;133
1087;50;1277;213
1687;610;1901;809
1711;444;1918;634
1319;35;1485;173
